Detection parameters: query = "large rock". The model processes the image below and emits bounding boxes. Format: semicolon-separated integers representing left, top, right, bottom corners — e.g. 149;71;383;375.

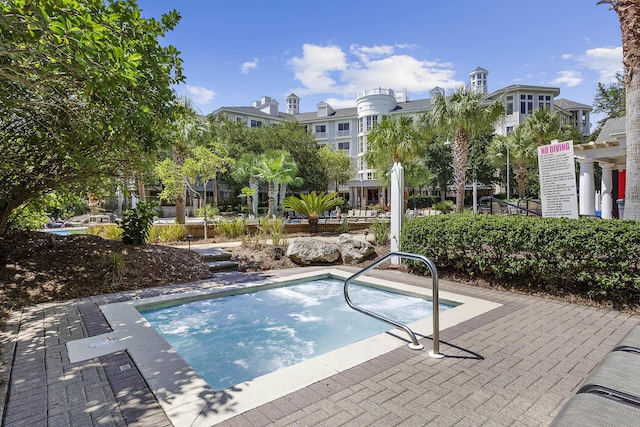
286;237;341;265
337;233;376;265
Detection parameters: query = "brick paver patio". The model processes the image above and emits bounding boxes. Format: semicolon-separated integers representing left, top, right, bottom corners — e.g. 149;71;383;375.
1;267;638;426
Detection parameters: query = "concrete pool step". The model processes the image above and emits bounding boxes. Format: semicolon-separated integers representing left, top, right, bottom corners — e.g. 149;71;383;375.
207;260;239;272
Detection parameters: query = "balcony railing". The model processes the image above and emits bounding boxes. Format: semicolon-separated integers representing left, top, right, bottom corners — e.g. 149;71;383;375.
336;130;350;137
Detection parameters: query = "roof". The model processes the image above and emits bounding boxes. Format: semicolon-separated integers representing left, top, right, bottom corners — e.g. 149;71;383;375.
486;84;561;99
554;98;593;111
293;98;432;123
211;106;296;121
595;116;626;143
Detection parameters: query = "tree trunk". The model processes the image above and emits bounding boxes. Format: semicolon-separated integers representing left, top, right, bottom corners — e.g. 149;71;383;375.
213;177;219;208
453;128;469;213
619;0;640;219
308;217;319;234
175;193;185;224
514;160;528;199
267;182;275;217
137;173;145;202
250;178;259;217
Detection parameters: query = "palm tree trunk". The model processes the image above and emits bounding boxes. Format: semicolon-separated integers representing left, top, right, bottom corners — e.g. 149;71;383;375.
453;128;470;213
267;182;275;217
250;177;259;217
514;160;528;198
619;0;640;219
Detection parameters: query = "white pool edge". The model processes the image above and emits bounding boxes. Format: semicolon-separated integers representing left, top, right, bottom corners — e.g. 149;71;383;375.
66;268;502;426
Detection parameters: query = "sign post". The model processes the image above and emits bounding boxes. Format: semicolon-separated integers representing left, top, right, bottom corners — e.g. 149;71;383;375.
537;140;579;219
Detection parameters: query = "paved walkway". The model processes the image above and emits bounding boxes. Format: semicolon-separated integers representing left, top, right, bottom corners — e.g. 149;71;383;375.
1;266;638;426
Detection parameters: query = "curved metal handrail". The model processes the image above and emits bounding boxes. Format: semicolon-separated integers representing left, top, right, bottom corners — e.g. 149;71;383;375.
343;251;443;358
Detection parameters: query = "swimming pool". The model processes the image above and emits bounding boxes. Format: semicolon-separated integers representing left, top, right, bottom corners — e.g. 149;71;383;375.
140;278;452;390
66;269;502;426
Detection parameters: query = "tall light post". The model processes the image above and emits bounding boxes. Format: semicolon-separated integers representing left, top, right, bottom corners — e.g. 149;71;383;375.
497;144;510;199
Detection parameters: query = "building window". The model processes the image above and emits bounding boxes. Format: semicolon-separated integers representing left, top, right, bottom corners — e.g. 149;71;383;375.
506;95;514;115
520;94;534;114
538;95;551;109
365;115;377;132
358;136;365;154
337;122;350;137
315;124;326;138
250;120;262;127
506;126;514;134
338;141;350;150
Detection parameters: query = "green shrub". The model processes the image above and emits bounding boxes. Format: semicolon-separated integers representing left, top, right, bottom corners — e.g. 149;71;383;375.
432;200;455;214
148;224;187;242
370;219;390;245
400;214;640;306
258;217;287;246
215;218;247;238
194;205;220;218
87;225;123;240
120;201;158;245
338;218;350;233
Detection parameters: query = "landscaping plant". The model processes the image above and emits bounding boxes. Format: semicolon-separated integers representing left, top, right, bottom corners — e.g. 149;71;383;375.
120;201;158;245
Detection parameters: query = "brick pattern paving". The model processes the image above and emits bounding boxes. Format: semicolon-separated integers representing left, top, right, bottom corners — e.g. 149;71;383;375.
1;268;638;426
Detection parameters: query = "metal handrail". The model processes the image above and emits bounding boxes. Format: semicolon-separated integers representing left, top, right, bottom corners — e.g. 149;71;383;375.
478;195;542;216
343;251;443;358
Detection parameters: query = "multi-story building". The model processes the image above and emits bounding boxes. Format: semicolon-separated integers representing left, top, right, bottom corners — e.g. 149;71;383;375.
211;67;592;208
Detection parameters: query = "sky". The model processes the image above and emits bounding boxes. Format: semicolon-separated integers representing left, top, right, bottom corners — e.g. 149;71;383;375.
136;0;624;119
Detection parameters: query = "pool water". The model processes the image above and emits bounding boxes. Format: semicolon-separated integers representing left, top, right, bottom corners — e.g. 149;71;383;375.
141;278;450;390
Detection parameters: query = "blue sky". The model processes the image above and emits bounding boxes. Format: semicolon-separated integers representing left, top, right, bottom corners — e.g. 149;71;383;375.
137;0;623;118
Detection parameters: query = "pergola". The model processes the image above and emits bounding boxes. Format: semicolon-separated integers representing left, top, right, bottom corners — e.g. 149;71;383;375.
574;117;626;219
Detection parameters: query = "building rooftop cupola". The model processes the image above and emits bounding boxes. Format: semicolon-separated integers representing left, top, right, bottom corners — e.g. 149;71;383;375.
470;66;489;94
286;93;300;115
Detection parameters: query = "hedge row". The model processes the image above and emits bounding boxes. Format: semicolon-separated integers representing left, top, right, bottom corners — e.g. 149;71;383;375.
400;214;640;304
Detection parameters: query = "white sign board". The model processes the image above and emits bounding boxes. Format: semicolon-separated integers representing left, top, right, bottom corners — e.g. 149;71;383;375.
537;140;579;219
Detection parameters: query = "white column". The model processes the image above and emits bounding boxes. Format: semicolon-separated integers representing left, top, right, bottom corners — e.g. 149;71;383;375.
390;162;404;265
578;159;595;216
599;163;614;219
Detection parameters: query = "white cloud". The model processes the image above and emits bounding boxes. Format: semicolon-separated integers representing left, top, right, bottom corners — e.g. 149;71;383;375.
289;44;347;94
288;43;462;99
552;70;583;87
241;58;259;74
349;44;395;62
185;85;216;105
580;46;622;83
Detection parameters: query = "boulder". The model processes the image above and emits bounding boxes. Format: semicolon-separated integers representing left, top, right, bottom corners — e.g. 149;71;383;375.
337;233;376;264
286;237;341;265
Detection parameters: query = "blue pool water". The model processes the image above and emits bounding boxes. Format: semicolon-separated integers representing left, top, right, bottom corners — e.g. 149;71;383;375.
141;278;451;390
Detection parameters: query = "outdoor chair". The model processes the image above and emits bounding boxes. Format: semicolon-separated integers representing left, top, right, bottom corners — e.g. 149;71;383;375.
550;393;640;426
576;351;640;406
551;324;640;426
613;324;640;353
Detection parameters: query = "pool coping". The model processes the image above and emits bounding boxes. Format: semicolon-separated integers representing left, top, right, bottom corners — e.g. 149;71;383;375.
66;268;502;426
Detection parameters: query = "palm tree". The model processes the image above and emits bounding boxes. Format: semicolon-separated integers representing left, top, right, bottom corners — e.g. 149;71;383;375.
239;187;256;217
255;150;298;218
521;108;563;146
171;99;209;224
489;126;537;198
428;86;505;213
234;153;261;217
598;0;640;219
283;191;343;234
366;115;418;165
